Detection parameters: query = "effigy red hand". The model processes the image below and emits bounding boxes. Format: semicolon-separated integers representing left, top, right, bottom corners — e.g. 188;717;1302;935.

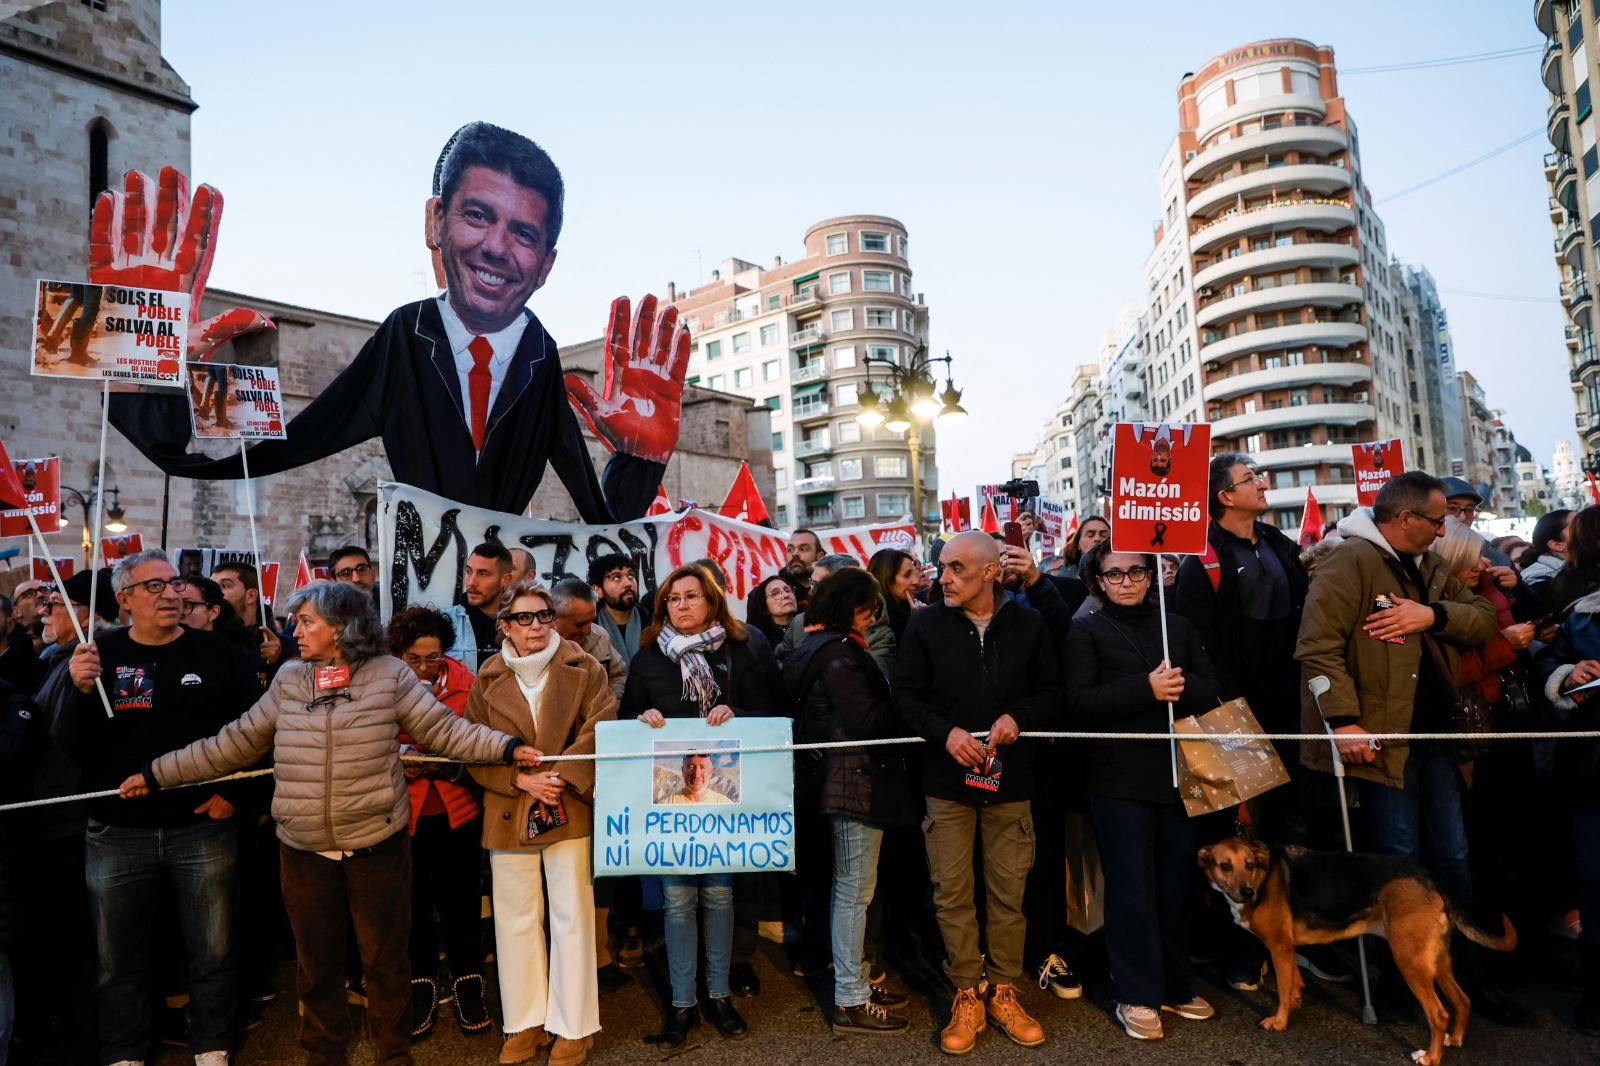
565;295;689;465
89;166;274;362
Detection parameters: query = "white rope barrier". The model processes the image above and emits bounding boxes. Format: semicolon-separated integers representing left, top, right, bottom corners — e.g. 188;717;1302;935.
5;728;1599;813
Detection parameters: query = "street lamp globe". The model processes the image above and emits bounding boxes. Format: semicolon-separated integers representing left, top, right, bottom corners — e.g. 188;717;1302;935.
857;388;885;428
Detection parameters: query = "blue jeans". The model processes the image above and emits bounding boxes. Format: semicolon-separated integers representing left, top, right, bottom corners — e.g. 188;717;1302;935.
830;817;884;1008
85;818;237;1062
661;873;733;1008
1353;743;1472;912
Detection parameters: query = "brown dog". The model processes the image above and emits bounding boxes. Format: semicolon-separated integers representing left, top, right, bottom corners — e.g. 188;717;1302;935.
1198;837;1516;1066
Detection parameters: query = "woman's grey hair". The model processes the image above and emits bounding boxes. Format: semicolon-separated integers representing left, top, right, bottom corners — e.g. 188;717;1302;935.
112;548;171;591
498;576;551;615
285;580;387;662
1435;517;1486;575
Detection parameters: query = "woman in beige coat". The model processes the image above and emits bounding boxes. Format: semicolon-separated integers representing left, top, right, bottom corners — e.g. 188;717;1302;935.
121;581;540;1066
465;578;617;1066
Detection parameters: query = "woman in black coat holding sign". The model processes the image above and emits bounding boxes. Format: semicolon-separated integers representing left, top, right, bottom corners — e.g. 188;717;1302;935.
784;568;914;1036
1064;542;1220;1042
620;564;776;1048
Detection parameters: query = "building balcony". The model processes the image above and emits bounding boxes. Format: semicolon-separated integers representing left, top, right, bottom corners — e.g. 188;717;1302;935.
792;362;828;383
1196;281;1363;330
789;325;826;349
1183;124;1348;184
792;400;831;422
796;476;836;495
791;288;825;310
1250;443;1361;470
1573;352;1600;383
1189;198;1355;256
1202;360;1371;404
1211;401;1372;440
804;506;835;525
1544;35;1565;92
1557;218;1584;267
1555;153;1579;213
1201;320;1366;366
1570;276;1594;329
1188;164;1355;222
794;435;832;460
1550;95;1572;154
1193;240;1359;292
1194;92;1329;144
1537;0;1556;36
1266;483;1358;510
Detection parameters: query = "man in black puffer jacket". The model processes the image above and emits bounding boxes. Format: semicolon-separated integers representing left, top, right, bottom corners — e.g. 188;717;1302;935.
893;531;1060;1055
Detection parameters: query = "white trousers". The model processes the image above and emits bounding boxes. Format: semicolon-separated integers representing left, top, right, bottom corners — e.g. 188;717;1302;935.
489;838;600;1038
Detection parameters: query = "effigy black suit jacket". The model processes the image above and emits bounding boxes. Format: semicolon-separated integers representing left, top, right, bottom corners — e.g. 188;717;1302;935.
109;299;663;522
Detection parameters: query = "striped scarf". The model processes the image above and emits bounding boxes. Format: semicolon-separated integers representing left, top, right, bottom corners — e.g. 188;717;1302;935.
656;623;727;713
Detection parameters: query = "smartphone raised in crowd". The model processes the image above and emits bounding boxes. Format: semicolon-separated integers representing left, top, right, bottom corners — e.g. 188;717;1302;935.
1003;521;1027;550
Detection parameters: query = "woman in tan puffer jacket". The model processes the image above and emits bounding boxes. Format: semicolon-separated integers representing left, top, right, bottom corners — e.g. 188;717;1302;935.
121;581;541;1066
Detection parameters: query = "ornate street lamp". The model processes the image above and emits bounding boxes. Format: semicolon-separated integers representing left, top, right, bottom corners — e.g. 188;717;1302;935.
856;343;965;536
59;477;124;569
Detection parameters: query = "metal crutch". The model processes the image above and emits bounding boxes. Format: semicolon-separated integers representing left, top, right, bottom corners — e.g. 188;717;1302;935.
1308;674;1378;1025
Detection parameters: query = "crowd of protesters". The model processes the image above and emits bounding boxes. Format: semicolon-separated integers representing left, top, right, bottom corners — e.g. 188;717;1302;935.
1;458;1599;1065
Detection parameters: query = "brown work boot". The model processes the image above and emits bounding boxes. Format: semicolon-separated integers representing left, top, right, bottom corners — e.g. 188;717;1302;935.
499;1026;552;1064
987;983;1045;1047
940;987;987;1055
548;1035;592;1066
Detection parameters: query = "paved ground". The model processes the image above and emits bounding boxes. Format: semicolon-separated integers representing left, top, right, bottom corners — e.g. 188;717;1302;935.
128;939;1594;1066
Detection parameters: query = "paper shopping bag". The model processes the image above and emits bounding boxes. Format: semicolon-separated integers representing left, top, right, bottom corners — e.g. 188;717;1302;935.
1175;697;1290;818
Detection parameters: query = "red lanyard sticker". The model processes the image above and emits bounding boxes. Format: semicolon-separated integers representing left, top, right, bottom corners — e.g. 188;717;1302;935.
315;664;351;691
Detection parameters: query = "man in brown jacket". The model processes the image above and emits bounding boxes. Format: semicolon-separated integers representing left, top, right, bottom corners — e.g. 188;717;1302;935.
1296;471;1530;1025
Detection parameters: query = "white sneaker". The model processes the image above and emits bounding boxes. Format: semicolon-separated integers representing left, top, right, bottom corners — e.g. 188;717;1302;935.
1116;1003;1163;1040
109;1061;144;1066
195;1053;229;1066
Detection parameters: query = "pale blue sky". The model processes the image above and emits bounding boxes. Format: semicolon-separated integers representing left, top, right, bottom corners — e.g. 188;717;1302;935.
166;1;1563;502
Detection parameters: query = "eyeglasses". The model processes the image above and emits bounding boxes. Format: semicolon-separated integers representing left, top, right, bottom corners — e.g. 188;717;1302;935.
120;577;190;596
333;562;372;581
1229;472;1267;489
177;600;212;616
1101;566;1153;585
666;591;705;607
500;609;555;627
402;653;445;667
1444;502;1477;518
42;598;66;610
1406;511;1448;532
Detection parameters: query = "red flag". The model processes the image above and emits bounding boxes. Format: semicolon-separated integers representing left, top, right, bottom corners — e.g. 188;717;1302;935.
1587;471;1600;507
646;483;673;517
0;437;26;512
717;462;770;525
978;495;1000;534
1299;488;1324;549
1066;512;1079;540
293;551;314;592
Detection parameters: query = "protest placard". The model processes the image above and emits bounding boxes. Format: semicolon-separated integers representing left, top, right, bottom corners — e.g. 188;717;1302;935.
100;533;144;560
377;481;912;619
977;484;1014;523
188;363;287;439
31;556;74;581
1036;498;1065;539
0;456;62;539
1109;422;1211;555
593;717;795;877
1352;438;1405;507
31;280;189;385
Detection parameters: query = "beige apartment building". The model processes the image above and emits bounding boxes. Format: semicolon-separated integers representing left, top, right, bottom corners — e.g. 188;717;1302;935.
668;216;935;531
1537;0;1600;462
1145;38;1408;530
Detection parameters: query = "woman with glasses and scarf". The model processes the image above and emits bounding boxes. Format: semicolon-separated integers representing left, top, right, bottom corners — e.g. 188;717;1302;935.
621;563;778;1047
1063;542;1221;1042
119;580;541;1066
463;578;617;1066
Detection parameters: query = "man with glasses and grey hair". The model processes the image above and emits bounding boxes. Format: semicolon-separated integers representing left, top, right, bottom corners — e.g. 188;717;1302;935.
50;549;260;1066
